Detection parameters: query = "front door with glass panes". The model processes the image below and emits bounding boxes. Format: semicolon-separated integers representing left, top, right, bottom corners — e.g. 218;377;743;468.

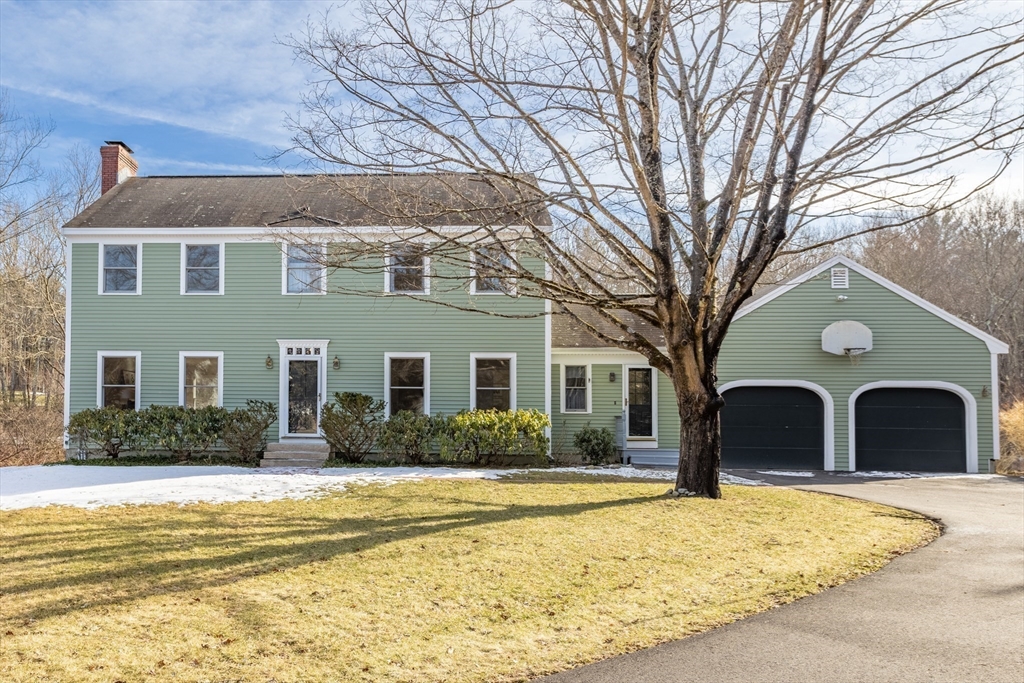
626;367;654;439
280;343;326;437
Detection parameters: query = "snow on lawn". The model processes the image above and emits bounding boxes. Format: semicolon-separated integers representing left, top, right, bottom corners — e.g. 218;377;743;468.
756;470;816;477
0;464;768;511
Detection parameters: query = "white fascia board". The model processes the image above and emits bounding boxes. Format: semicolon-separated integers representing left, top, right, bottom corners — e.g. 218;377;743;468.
735;255;1011;355
62;224;538;242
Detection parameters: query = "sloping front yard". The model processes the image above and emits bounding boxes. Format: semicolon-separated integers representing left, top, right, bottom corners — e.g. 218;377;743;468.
0;478;936;682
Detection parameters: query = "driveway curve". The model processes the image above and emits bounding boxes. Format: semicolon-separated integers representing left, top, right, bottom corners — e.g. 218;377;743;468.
539;474;1024;683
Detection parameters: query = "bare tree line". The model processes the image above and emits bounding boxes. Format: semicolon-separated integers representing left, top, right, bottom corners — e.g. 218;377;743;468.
286;0;1023;495
1;89;99;408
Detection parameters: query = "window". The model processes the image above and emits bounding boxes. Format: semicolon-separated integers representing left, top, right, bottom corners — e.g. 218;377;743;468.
101;244;139;294
471;246;514;294
98;353;139;409
471;353;516;410
563;365;588;412
182;244;223;294
387;246;428;294
284;244;325;294
179;353;222;408
831;267;849;289
385;353;429;415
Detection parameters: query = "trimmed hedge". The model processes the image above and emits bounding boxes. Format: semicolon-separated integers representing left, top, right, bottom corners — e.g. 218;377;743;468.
68;402;277;462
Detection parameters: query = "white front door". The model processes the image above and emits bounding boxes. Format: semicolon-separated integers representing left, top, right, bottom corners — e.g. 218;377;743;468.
278;341;329;438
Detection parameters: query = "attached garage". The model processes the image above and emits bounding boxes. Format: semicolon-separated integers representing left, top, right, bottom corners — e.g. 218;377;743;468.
721;386;825;470
854;387;967;472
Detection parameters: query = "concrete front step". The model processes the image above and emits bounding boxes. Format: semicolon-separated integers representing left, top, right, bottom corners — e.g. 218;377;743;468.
260;441;331;468
266;442;330;454
259;457;327;468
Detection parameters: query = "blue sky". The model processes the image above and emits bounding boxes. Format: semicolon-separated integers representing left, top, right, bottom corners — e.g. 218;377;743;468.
0;0;344;177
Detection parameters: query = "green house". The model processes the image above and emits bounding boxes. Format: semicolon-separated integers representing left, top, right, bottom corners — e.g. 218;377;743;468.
63;144;1008;472
550;257;1008;474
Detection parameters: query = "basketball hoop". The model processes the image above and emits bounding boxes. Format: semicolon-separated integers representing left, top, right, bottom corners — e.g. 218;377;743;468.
843;347;866;366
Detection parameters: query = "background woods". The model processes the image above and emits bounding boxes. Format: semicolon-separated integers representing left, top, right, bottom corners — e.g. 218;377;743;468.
0;90;99;464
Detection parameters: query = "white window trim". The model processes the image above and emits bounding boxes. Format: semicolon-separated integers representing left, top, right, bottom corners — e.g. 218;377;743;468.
560;363;591;414
469;246;517;296
718;379;836;471
383;352;431;416
277;340;330;440
98;242;142;295
847;381;978;474
178;351;225;407
96;351;141;410
384;247;431;295
281;243;327;296
623;364;658;445
180;242;225;295
470;352;517;410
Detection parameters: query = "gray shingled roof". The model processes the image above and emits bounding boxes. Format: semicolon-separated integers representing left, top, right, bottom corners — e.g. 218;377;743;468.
65;174;551;229
552;304;665;348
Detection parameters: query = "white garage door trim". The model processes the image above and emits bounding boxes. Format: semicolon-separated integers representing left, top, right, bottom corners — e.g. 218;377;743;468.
848;381;977;474
719;380;835;471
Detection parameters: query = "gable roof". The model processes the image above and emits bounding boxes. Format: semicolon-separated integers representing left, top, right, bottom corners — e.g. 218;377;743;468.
64;173;552;229
734;256;1010;354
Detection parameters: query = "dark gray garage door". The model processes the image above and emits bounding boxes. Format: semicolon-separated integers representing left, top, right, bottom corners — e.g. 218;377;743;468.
855;388;966;472
721;386;824;470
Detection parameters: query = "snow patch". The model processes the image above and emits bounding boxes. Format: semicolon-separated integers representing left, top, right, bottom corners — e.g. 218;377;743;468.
0;464;771;510
756;470;816;477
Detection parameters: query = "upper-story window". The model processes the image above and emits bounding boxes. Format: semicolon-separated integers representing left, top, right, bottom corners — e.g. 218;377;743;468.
285;244;326;294
182;244;223;294
101;244;139;294
387;246;429;294
471;245;514;294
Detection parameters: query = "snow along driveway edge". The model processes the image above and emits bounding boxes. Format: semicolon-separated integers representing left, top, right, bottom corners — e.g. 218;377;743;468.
0;464;767;510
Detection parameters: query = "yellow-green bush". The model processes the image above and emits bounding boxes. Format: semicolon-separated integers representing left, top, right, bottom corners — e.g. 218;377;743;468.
998;400;1024;476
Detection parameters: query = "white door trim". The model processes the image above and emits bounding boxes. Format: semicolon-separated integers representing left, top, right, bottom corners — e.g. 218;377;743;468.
623;365;657;446
277;340;330;440
848;381;977;474
719;379;836;471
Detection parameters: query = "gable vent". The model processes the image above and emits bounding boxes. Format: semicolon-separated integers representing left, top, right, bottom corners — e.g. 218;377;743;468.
830;267;849;289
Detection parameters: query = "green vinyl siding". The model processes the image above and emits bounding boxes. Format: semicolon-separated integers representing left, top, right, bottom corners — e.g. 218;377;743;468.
549;361;680;456
719;268;994;471
69;241;545;439
550;364;622;455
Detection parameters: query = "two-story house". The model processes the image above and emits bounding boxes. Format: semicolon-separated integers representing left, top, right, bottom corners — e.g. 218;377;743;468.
63;142;1007;473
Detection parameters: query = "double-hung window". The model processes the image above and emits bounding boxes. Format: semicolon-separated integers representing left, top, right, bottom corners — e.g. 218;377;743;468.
385;353;429;415
182;244;223;294
563;365;589;412
471;353;516;410
285;244;325;294
101;244;139;294
180;353;222;408
387;246;428;294
471;245;514;294
98;353;140;409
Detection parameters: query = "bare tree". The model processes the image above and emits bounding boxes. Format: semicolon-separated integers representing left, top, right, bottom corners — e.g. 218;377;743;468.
0;88;57;247
287;0;1023;496
859;195;1024;402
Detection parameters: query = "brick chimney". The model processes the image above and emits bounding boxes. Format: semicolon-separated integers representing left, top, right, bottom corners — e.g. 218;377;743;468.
100;141;137;195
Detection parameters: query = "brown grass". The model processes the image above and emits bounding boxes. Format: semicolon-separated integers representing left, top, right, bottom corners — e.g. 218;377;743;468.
997;400;1024;476
0;405;64;467
0;479;937;682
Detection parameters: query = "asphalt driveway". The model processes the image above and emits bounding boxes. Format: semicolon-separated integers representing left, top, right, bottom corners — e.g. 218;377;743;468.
539;473;1024;683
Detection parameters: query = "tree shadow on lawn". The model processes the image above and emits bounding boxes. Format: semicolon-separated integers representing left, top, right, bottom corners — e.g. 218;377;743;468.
1;486;659;624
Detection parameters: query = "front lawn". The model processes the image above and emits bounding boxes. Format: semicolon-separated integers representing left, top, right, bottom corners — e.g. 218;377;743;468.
0;478;936;682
